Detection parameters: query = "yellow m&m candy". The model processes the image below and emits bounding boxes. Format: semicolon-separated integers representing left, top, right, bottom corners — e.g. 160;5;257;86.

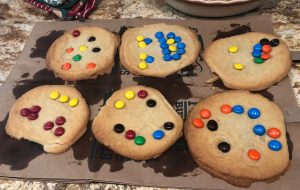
69;98;79;107
49;91;60;100
124;90;135;100
228;46;238;53
138;61;148;70
139;53;147;60
167;39;175;45
136;35;144;42
79;45;88;52
138;41;147;48
233;63;244;70
59;95;69;103
115;100;125;109
169;45;177;52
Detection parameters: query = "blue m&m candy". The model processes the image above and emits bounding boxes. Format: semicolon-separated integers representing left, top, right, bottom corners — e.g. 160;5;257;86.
177;48;185;55
252;50;262;57
253;43;262;51
174;36;182;43
172;53;181;60
253;124;266;136
153;130;164;140
167;32;175;39
163;55;172;61
158;37;166;44
248;108;261;119
144;38;153;45
145;56;154;63
162;49;171;55
155;31;164;38
160;43;169;49
268;140;282;151
232;105;244;114
177;42;186;49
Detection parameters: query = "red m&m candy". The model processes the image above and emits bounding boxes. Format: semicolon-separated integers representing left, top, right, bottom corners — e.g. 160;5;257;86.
86;63;96;69
20;108;30;117
72;30;80;37
262;45;271;53
193;118;204;128
30;105;41;113
261;53;271;60
220;104;232;114
125;130;136;139
28;113;38;120
54;127;65;136
62;63;71;70
66;48;74;53
248;149;260;160
44;121;54;130
268;128;281;139
200;109;211;119
137;90;148;98
55;116;66;125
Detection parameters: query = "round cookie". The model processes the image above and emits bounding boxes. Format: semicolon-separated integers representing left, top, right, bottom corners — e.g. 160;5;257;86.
120;23;201;78
46;26;119;81
204;32;292;91
92;85;183;160
184;90;289;187
6;85;89;154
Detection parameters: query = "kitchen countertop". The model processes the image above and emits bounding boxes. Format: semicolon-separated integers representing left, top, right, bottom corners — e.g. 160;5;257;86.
0;0;299;189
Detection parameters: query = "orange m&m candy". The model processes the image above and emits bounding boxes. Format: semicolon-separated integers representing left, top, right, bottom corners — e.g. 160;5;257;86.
220;104;232;114
200;109;211;119
193;118;204;128
248;149;260;161
268;128;281;139
261;53;271;60
86;63;96;69
262;45;271;53
62;63;71;70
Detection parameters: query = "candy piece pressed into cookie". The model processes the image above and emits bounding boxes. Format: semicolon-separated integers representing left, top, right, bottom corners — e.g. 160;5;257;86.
204;32;292;91
185;90;289;187
46;26;119;81
6;85;89;154
120;23;201;78
92;86;183;160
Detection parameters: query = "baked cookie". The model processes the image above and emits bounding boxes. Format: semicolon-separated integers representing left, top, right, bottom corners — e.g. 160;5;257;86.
184;90;289;187
92;86;183;160
204;32;292;91
120;23;200;78
46;26;119;81
6;85;89;154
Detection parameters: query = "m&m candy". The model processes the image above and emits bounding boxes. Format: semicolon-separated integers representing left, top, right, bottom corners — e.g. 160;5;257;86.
200;109;211;119
220;104;232;114
232;105;244;114
134;136;146;145
253;124;266;136
268;140;282;151
248;108;260;119
153;130;164;140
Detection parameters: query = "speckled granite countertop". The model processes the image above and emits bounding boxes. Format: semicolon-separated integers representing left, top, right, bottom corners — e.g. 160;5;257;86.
0;0;299;189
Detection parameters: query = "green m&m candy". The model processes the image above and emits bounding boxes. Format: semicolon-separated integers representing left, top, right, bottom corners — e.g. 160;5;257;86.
73;54;82;61
254;57;264;64
134;136;145;145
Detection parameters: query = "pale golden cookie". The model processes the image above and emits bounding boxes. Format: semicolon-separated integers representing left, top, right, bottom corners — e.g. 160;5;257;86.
92;86;183;160
204;32;292;91
46;26;119;81
120;23;200;78
184;90;289;187
6;85;89;154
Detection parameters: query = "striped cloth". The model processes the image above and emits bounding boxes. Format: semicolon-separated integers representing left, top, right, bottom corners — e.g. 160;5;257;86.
22;0;97;20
